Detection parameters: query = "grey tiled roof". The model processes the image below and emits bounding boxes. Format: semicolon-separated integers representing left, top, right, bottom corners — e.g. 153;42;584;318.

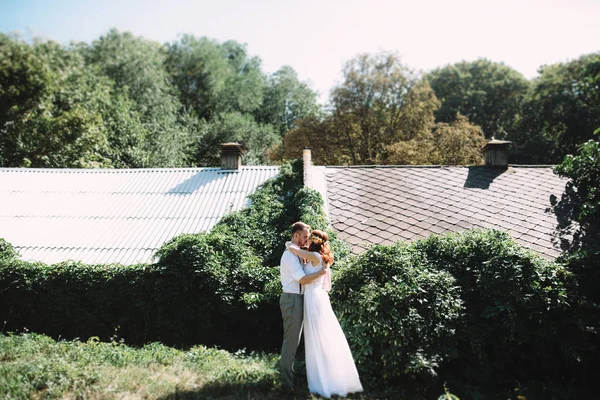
325;166;566;259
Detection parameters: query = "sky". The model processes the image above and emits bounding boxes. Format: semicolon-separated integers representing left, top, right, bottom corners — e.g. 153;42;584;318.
1;0;599;103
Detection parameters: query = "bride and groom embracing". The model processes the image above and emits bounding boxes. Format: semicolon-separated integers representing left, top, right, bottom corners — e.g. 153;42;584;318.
279;221;363;398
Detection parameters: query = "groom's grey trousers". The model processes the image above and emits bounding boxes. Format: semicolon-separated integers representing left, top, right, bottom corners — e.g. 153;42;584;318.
280;292;303;389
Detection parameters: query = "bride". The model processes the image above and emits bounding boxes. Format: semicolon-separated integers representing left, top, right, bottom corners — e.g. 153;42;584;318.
286;230;363;398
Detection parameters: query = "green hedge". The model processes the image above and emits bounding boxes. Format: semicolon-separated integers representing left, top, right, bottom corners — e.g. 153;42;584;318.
0;159;343;350
331;243;462;386
330;229;587;398
0;160;309;349
413;231;580;394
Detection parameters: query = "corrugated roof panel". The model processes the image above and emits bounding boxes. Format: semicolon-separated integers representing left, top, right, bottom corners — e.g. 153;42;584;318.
1;167;279;265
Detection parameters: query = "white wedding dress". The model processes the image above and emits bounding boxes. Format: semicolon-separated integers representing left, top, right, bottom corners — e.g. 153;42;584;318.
303;253;363;398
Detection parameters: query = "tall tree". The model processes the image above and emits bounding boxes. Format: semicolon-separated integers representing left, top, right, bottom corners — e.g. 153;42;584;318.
330;52;440;164
512;53;600;164
427;59;529;139
83;29;193;167
383;114;486;165
278;116;348;165
255;65;321;136
166;35;266;121
0;35;113;167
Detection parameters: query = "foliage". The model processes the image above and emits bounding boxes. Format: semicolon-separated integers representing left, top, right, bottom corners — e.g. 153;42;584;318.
3;28;598;168
329;52;440;164
552;135;600;253
153;227;280;349
0;35;112;167
413;230;582;397
278;53;488;166
332;229;583;397
0;238;19;262
82;29;194;167
384;114;486;165
193;111;280;166
277;53;441;165
0;231;279;350
215;159;304;267
0;332;279;399
551;134;600;300
277;115;349;164
1;31;320;169
254;65;321;137
165;35;266;121
431;114;487;165
331;243;463;386
551;133;600;372
427;59;529;139
512;53;600;164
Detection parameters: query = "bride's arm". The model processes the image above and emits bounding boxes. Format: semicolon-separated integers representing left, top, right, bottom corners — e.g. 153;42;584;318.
298;269;326;284
285;242;321;265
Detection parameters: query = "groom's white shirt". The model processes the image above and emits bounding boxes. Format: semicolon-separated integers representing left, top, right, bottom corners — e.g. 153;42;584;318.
280;249;305;294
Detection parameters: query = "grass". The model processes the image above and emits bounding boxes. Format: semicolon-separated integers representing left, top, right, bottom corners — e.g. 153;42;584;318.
0;332;372;400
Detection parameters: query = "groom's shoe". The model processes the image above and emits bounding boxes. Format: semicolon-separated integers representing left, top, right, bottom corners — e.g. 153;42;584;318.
279;385;295;396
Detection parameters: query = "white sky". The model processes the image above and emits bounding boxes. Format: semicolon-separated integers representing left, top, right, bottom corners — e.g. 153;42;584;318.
1;0;599;103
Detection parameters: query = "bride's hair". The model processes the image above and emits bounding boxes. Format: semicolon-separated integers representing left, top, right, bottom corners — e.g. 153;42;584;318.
308;230;333;266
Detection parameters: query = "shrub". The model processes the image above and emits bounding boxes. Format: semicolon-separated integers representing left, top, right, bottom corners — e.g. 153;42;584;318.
0;159;315;350
414;230;579;396
0;259;153;344
153;226;280;349
216;159;304;267
0;238;19;262
330;243;463;387
0;230;280;350
331;229;580;397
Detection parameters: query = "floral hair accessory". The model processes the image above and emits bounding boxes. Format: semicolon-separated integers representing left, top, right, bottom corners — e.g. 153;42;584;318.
310;235;324;245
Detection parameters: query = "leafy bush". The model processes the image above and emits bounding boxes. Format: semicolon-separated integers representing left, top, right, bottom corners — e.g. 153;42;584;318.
215;159;304;268
0;159;324;350
414;230;580;396
331;230;581;397
331;243;462;388
153;226;279;349
0;238;19;262
550;134;600;390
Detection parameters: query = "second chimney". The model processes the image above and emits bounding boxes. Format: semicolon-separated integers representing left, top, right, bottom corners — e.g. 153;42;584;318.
482;139;511;168
221;142;245;170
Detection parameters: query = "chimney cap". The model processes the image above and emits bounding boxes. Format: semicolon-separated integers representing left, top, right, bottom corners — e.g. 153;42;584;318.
482;139;512;151
221;142;246;152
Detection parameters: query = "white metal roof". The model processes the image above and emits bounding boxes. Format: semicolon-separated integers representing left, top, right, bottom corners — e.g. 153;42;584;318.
0;167;279;265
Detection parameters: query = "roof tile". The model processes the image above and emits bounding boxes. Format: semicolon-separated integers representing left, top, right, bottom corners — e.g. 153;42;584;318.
326;166;565;258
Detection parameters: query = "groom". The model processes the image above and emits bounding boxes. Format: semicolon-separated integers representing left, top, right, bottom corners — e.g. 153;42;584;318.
279;221;327;390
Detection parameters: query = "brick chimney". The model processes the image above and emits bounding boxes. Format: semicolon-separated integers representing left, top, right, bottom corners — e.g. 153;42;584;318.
482;139;511;168
220;142;245;170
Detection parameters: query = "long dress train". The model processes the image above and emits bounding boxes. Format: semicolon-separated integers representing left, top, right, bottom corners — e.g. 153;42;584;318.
303;254;363;398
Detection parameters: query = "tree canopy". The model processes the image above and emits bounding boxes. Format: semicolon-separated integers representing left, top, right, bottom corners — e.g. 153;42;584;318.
512;53;600;164
1;30;598;168
427;59;529;139
0;31;319;168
